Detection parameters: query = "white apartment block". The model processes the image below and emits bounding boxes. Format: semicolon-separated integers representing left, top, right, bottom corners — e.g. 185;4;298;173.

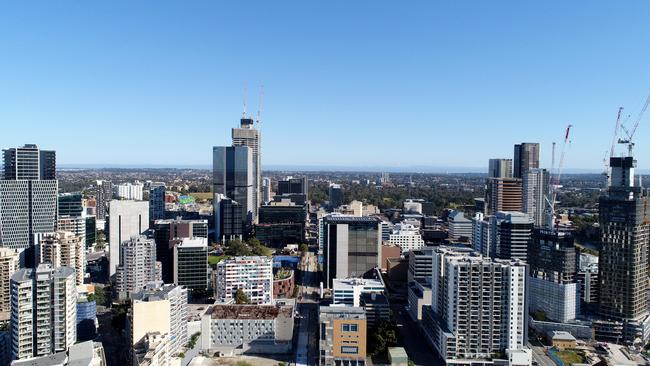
422;246;528;364
37;231;86;285
523;169;549;228
332;278;385;307
403;199;423;214
215;256;273;305
11;264;77;361
447;210;472;241
57;215;87;246
388;223;424;252
471;212;533;261
116;236;161;298
0;248;19;317
114;181;144;201
132;332;173;366
129;282;188;360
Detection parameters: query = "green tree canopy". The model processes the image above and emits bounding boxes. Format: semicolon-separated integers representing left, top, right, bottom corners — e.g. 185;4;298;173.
235;288;250;304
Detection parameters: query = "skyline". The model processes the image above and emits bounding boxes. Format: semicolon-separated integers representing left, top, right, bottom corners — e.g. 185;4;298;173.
2;1;650;170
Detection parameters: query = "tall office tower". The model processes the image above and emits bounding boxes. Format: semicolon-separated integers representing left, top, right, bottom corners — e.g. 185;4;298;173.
173;238;208;291
447;210;472;241
11;264;77;361
128;282;188;359
153;218;208;283
0;248;19;317
523;168;550;227
471;211;533;261
422;247;529;364
232;117;261;221
320;216;381;287
37;231;86;285
213;194;243;243
215;256;273;305
328;184;344;209
488;158;513;178
0;180;58;251
108;200;149;276
114;182;144;200
318;306;367;366
484;177;523;215
513;142;540;179
148;183;166;221
3;144;56;180
261;177;271;204
213;145;254;227
85;216;96;249
115;236;160;298
528;229;579;323
597;156;650;343
94;180;112;221
58;192;83;217
277;176;308;196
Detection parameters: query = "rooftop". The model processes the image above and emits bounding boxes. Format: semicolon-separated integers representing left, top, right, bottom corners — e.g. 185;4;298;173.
324;215;379;224
206;304;293;320
319;305;366;319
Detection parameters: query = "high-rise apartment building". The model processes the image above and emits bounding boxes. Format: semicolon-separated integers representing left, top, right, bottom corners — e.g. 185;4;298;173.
232;117;261;221
513;142;540;179
597;156;650;343
215;256;273;305
94;180;112;221
484;177;523;215
523;168;550;227
261;177;271;204
0;248;19;317
148;182;166;221
128;282;188;359
115;236;160;298
422;247;528;363
328;184;344;208
108;200;149;276
472;211;533;261
114;182;144;201
11;264;77;361
318;306;367;366
213;145;253;229
37;231;86;285
3;144;56;180
488;158;513;178
320;215;381;287
153;218;208;283
57;215;87;247
173;237;208;291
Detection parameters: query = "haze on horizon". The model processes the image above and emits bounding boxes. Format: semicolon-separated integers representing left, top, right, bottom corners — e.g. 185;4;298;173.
2;1;650;171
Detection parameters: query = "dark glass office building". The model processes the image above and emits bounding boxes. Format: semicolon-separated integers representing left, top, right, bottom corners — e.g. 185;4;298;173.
153;218;209;283
277;177;308;196
174;239;209;291
58;192;83;217
213;146;253;232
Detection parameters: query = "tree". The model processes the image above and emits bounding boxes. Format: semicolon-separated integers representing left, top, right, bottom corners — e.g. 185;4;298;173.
88;286;106;306
225;239;252;256
95;231;107;251
299;243;308;253
250;241;272;257
235;288;250;304
369;320;398;357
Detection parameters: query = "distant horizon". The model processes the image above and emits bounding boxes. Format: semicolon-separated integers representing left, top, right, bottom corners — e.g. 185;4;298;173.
57;162;648;175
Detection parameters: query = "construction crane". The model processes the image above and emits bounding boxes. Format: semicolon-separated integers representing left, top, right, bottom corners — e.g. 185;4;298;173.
256;85;265;126
618;95;650;156
546;124;572;230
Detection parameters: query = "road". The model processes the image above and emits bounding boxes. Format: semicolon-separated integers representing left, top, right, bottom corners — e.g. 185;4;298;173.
294;252;320;366
391;302;441;366
528;335;556;366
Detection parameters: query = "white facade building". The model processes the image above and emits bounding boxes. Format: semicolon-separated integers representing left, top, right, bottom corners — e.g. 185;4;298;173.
403;199;423;214
447;210;472;241
215;256;273;305
116;236;161;298
523;169;550;228
114;181;144;201
108;200;149;276
11;264;77;361
388;223;424;252
332;278;385;307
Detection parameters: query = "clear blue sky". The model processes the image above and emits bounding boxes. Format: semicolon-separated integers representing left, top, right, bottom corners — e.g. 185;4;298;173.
1;1;650;171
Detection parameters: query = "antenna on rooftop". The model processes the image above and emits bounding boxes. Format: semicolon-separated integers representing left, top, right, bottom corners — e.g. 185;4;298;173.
242;83;248;118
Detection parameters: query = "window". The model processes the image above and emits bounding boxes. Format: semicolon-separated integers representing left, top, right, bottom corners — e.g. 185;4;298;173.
342;324;350;332
341;346;359;354
350;324;358;332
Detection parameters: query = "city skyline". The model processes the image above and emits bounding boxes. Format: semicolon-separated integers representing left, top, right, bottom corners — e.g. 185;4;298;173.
2;2;650;170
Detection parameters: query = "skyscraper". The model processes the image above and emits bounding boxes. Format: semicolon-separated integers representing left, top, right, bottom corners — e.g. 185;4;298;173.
36;231;86;285
277;176;308;196
523;168;550;227
115;236;160;298
1;144;58;264
488;158;513;178
213;194;243;243
328;184;344;209
213;145;253;229
513;142;540;179
148;182;166;221
471;211;533;261
597;156;650;343
232;117;261;221
484;177;523;215
108;200;150;276
2;144;56;180
261;177;271;204
153;218;208;283
0;248;19;318
94;180;112;221
173;237;208;291
11;264;77;361
58;192;83;217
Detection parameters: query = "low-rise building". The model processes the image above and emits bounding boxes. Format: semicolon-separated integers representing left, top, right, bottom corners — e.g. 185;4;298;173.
11;341;107;366
547;331;577;350
319;306;367;366
332;278;385;307
388;223;424;253
273;268;295;299
200;302;295;356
